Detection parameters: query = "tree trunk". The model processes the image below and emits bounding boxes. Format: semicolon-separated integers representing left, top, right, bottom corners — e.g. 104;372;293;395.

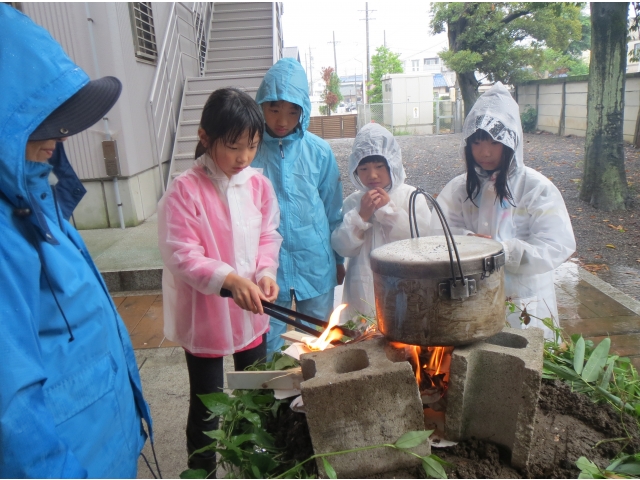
458;71;480;118
580;2;630;210
447;6;480;118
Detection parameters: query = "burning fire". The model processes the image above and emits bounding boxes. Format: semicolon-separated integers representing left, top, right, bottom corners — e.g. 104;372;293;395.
391;343;453;398
303;304;348;351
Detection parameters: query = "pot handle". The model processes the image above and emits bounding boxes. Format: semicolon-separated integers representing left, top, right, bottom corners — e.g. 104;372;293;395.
408;188;466;288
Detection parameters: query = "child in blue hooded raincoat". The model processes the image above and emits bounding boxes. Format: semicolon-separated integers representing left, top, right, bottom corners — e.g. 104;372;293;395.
251;58;344;356
0;6;152;477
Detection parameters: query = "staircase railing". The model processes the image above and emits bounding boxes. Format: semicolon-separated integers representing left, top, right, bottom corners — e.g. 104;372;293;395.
147;1;213;193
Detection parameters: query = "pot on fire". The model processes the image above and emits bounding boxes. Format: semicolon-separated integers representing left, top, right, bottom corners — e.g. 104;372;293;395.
371;235;506;347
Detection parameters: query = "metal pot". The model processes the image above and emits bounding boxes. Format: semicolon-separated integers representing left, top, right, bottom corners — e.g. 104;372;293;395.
370;236;505;347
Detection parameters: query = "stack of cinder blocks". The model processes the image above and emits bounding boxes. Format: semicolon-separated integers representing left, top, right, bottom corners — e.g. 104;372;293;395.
300;338;430;478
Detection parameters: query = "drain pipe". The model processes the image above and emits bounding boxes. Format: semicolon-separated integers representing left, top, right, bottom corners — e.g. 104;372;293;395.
85;2;126;229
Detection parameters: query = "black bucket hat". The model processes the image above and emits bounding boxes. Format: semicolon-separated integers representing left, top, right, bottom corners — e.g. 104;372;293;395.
29;76;122;141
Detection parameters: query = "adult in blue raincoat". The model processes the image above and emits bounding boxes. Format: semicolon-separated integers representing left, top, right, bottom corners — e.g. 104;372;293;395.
0;5;152;477
48;141;87;220
252;58;344;356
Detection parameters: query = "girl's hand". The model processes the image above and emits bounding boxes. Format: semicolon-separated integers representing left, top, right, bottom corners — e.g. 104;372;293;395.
373;187;390;209
468;233;492;239
222;273;265;314
359;189;383;222
258;276;279;303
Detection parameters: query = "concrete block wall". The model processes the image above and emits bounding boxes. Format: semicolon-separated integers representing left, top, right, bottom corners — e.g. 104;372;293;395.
515;74;640;144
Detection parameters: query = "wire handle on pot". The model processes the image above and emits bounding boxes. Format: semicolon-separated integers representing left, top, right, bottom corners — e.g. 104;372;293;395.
408;188;466;287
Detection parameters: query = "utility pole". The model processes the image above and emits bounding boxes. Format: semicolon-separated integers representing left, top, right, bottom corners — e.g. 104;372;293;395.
328;31;340;75
308;45;314;96
360;2;375;101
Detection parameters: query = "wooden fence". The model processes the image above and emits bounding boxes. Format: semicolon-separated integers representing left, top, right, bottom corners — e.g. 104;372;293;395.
307;114;358;139
515;72;640;146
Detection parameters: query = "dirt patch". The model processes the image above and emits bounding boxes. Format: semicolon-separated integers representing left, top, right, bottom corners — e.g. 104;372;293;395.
435;379;640;479
275;379;640;479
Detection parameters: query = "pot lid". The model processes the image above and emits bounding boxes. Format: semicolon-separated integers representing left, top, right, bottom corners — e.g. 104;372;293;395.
370;236;504;278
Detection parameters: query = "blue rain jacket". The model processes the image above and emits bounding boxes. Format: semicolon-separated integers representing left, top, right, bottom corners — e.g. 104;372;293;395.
252;58;344;302
0;6;152;478
49;142;87;220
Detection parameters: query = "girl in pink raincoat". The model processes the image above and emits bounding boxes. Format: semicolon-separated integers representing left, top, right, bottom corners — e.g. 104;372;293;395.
157;88;282;473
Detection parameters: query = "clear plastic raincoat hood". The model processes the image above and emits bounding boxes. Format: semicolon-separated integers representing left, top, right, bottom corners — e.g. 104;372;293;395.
431;82;576;338
333;123;431;323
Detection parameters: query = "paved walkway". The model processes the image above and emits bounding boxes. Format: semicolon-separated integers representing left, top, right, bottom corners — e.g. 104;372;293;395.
79;219;640;478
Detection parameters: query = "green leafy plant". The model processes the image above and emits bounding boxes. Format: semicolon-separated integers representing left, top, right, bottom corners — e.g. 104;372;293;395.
272;430;452;479
576;453;640;478
506;301;640;423
520;106;538;133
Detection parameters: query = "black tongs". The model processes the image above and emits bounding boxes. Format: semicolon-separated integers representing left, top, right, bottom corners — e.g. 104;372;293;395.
220;288;358;339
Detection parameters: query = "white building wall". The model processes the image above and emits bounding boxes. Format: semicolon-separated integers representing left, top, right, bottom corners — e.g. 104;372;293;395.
22;2;173;227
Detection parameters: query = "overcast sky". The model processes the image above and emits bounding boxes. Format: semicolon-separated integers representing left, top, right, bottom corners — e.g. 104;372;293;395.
281;1;449;81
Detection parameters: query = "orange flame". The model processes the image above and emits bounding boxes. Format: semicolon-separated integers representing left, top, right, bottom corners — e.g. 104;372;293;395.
303;304;347;351
389;343;453;388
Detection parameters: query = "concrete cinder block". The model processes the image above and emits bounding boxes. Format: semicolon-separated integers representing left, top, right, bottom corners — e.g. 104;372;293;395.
444;327;544;469
300;338;430;478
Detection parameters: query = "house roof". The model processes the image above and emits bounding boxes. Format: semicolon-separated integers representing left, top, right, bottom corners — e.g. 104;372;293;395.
433;73;450;88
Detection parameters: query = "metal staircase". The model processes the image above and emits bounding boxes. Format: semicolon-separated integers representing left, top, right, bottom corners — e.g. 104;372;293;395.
168;2;282;183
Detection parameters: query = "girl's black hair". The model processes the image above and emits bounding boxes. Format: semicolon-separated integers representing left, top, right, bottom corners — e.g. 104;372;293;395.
464;128;516;207
195;88;264;158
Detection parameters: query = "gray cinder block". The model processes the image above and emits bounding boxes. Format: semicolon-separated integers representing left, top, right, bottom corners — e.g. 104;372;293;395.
444;327;544;469
300;338;430;478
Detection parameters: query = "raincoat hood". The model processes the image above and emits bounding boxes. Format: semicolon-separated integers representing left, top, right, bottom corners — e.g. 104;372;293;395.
349;123;406;193
0;6;89;214
255;58;311;135
462;82;524;175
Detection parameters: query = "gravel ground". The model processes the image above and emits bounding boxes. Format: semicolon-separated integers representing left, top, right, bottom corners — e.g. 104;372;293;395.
327;132;640;301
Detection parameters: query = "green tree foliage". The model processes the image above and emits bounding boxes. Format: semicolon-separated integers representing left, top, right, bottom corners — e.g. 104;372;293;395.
320;67;343;116
430;2;584;115
368;45;404;104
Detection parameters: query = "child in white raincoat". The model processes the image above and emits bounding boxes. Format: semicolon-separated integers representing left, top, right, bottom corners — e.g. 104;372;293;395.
157;88;282;473
432;82;576;339
332;123;431;324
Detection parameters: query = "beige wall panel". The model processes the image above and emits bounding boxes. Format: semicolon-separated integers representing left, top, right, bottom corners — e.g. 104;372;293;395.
538;104;562;116
565;117;587;132
565;105;588;118
566;82;588;94
539;84;563;95
566;92;588;105
538;93;562;105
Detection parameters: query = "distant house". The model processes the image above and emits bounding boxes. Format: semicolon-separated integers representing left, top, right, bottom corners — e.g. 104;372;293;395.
339;74;364;103
402;51;456;96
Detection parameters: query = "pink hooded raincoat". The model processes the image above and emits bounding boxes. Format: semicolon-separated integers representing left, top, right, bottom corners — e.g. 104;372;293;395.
158;154;282;356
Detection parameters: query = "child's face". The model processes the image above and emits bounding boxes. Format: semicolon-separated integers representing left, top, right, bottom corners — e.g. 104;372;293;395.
201;129;260;178
262;101;301;137
355;161;391;190
470;138;504;171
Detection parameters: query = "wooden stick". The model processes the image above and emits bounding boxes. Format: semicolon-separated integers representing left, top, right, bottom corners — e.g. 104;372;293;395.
226;368;303;390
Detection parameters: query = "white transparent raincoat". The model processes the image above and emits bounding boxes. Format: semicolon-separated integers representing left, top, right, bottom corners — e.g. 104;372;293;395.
332;123;431;323
158;154;282;355
431;83;576;339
